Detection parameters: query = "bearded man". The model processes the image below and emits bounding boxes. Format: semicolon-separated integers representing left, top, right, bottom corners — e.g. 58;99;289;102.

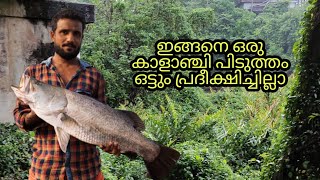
13;9;119;180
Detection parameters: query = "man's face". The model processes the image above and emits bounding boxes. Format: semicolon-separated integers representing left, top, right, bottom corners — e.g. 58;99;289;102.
50;18;83;60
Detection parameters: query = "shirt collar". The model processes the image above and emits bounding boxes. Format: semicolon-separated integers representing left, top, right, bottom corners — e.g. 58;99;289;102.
40;56;92;70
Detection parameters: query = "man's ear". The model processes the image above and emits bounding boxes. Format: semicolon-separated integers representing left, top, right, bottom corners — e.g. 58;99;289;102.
50;30;55;42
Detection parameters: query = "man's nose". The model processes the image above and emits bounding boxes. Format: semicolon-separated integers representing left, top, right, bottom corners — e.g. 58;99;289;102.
65;33;75;43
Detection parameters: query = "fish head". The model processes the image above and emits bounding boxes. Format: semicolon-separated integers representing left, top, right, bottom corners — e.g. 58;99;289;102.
11;74;56;107
11;75;33;104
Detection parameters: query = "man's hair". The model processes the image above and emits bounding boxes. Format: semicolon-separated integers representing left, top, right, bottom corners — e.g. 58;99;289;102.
50;9;86;32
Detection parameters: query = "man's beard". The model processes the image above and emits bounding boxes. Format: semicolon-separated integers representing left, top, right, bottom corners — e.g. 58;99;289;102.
54;43;80;60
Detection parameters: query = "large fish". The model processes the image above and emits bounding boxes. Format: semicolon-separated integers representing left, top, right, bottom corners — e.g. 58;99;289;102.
11;74;180;179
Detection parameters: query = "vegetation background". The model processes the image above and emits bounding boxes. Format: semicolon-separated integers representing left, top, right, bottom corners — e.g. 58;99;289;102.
1;0;317;179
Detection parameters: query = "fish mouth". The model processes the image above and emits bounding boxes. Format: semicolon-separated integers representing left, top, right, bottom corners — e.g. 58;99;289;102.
12;74;34;93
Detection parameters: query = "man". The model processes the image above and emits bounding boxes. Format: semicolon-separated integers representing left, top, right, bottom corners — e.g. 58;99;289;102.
13;9;120;180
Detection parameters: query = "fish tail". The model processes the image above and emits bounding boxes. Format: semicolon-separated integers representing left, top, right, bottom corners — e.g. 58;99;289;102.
144;145;180;180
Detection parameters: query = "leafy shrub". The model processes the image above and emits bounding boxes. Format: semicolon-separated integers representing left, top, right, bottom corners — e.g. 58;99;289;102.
128;90;214;146
100;149;148;180
169;141;241;180
0;123;33;179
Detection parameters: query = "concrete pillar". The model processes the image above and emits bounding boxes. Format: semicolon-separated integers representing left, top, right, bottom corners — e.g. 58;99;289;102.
0;0;94;123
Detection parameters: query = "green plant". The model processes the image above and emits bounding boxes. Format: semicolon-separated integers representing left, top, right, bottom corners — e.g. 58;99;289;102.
169;141;241;180
0;123;34;179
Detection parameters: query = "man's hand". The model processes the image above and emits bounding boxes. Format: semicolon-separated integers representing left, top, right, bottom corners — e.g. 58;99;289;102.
100;142;121;156
25;110;46;130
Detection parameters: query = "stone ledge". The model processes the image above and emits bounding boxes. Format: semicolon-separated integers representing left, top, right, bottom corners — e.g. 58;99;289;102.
0;0;95;23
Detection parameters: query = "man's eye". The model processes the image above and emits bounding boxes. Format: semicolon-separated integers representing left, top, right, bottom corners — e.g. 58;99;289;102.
61;30;68;35
74;32;81;37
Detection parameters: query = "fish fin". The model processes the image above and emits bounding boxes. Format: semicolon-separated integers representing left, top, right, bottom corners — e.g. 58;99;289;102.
54;126;70;153
119;110;145;132
144;145;180;180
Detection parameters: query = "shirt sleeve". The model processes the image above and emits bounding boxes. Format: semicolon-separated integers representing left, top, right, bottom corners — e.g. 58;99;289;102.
13;67;33;131
97;72;106;104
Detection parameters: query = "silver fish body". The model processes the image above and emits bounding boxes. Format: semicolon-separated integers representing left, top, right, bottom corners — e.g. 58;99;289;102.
63;89;160;162
11;75;180;179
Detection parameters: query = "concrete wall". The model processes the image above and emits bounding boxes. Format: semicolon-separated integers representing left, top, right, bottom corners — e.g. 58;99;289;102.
0;0;94;123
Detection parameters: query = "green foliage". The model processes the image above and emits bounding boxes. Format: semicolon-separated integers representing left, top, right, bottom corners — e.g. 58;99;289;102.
100;149;148;180
81;0;305;107
183;0;256;40
188;8;214;38
190;86;291;178
0;124;33;179
129;88;213;145
253;1;307;67
79;0;307;178
169;141;240;180
263;0;291;15
82;0;194;107
259;75;296;179
279;0;320;178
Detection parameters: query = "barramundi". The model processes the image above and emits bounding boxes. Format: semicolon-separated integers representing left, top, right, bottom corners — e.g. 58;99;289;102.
11;75;180;179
